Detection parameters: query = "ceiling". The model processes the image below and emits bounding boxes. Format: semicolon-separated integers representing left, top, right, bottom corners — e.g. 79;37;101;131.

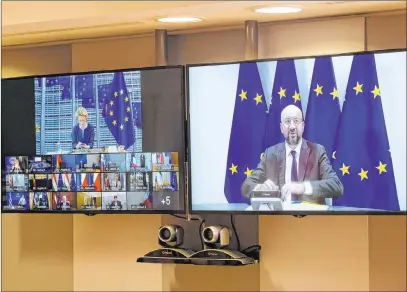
1;1;406;47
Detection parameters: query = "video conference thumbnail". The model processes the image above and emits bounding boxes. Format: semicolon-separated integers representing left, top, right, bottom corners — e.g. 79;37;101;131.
75;154;101;172
77;192;102;210
51;192;77;211
76;173;101;191
127;172;152;191
6;174;29;192
52;154;76;173
3;192;30;210
34;71;143;156
5;156;28;174
126;152;152;171
29;192;52;210
152;172;179;191
152;152;179;171
29;174;52;191
126;192;152;210
102;192;127;210
28;155;52;173
52;173;77;191
101;172;126;191
100;153;126;172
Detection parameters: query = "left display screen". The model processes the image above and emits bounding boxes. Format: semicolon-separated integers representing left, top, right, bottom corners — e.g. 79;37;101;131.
1;66;185;213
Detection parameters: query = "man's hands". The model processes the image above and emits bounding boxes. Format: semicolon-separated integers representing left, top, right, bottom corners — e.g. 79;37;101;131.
281;182;305;201
253;181;311;201
76;142;90;149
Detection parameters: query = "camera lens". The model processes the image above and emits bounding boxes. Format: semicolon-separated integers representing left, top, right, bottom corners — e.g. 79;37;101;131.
203;228;214;240
159;228;171;241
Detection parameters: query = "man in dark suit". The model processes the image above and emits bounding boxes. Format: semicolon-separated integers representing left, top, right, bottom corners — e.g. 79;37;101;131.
57;195;71;210
241;105;343;205
110;195;123;210
71;106;95;150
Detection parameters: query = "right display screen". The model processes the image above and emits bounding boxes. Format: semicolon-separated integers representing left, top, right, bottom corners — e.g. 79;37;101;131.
187;50;406;214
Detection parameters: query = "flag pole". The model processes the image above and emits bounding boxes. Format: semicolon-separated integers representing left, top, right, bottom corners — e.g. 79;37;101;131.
94;75;100;148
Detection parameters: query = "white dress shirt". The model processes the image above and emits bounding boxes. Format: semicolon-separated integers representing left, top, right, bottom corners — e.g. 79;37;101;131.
284;138;313;202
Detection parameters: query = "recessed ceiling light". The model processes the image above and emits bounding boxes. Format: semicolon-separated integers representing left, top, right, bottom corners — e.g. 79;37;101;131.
254;6;302;14
157;17;202;23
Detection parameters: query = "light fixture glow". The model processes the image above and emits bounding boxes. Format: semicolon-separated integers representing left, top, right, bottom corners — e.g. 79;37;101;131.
255;6;302;14
157;17;202;23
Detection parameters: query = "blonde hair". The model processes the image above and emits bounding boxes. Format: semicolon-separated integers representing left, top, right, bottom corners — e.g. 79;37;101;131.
76;107;88;120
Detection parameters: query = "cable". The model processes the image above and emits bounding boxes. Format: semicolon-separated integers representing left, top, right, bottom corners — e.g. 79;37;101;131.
230;214;241;252
171;214;199;221
242;244;261;254
199;219;206;249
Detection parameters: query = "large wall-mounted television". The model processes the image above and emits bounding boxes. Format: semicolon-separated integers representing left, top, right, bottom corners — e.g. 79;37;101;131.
187;49;406;215
1;66;185;214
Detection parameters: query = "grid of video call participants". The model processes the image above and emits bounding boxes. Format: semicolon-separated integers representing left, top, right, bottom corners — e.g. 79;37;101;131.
3;152;180;212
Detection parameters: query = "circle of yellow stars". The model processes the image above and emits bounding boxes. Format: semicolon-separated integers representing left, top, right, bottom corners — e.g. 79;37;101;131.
331;82;383;181
228;152;265;178
230;83;383;181
276;87;301;104
109;89;131;131
333;150;388;181
313;84;340;100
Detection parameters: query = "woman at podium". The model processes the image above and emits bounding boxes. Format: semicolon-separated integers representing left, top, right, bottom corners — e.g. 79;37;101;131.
71;106;95;150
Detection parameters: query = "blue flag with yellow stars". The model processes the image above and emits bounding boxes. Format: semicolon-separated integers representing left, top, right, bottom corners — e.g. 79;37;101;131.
224;62;268;204
75;74;94;100
332;53;399;211
264;59;302;148
104;72;136;149
304;57;341;160
70;174;76;191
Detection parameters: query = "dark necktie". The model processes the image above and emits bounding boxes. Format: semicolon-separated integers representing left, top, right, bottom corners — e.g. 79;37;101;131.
290;150;299;201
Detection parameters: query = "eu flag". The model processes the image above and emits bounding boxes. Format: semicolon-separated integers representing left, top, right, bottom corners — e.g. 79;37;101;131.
104;72;136;149
45;77;59;87
303;57;341;160
170;172;178;191
224;62;268;204
98;84;110;108
44;76;71;99
264;60;302;148
332;54;400;211
57;174;63;190
75;74;94;100
70;174;76;191
59;76;71;100
133;101;142;129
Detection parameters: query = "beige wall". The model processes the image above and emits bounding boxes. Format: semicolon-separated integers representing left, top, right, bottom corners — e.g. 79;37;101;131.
2;12;406;292
2;45;72;78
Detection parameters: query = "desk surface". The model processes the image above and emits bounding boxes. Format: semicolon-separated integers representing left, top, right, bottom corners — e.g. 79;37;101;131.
192;203;386;212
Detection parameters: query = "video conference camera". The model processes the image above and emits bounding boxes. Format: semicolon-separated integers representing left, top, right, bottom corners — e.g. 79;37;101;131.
137;224;194;264
188;224;256;266
158;224;184;248
202;225;231;249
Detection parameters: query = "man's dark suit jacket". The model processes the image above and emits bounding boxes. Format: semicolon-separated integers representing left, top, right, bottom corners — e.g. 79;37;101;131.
71;123;95;149
57;201;71;209
110;201;122;209
241;139;343;205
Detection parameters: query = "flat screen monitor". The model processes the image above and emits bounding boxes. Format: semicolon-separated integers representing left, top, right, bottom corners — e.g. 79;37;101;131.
1;66;185;214
187;49;406;214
